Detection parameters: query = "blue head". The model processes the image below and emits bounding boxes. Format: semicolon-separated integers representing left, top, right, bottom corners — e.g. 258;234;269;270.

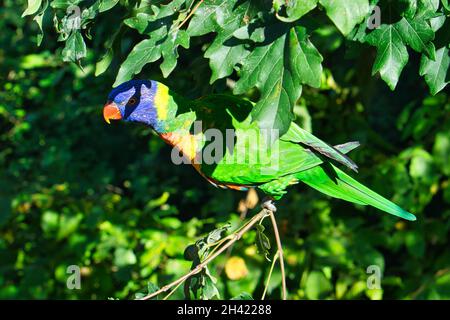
103;79;163;130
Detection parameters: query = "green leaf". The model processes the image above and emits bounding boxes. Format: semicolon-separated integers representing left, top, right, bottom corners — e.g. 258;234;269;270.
305;271;332;299
135;282;159;300
134;292;146;299
205;32;249;83
319;0;370;35
186;0;234;36
398;0;418;18
366;288;383;300
50;0;81;10
366;24;409;90
435;272;450;299
433;128;450;175
41;210;59;235
429;13;447;32
289;27;323;88
442;0;450;11
114;248;137;267
33;0;49;46
99;0;120;12
160;30;190;78
234;24;322;137
183;244;199;261
231;292;253;300
255;224;271;260
114;0;188;85
186;0;266;83
206;224;230;244
420;46;450;95
62;31;87;62
396;17;435;59
361;5;439;90
95;24;124;76
416;0;440;19
56;212;82;240
202;0;258;83
275;0;318;22
114;38;161;86
20;0;49;45
124;13;152;34
95;48;113;76
147;282;160;296
202;274;220;300
158;217;182;229
22;0;42;17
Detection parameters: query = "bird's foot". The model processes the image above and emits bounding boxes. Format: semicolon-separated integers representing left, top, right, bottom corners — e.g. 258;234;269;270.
261;197;277;212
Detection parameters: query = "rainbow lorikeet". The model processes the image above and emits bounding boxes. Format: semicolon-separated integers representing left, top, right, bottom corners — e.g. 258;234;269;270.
103;79;416;221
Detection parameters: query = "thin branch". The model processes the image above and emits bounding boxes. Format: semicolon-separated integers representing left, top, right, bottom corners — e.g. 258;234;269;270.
410;267;450;299
215;241;235;277
163;280;184;300
216;196;252;276
268;211;287;300
137;209;270;300
176;0;204;30
261;251;279;300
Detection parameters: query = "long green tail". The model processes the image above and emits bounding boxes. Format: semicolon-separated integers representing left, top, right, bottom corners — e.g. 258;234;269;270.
295;164;416;221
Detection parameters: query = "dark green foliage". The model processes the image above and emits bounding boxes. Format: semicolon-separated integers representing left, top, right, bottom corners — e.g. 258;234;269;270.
255;224;271;261
183;225;230;300
22;0;450;135
0;0;449;299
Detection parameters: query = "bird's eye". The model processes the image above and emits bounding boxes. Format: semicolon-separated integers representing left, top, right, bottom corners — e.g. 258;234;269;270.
128;97;137;106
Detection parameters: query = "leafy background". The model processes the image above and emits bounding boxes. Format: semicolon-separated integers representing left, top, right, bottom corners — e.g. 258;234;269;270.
1;0;450;299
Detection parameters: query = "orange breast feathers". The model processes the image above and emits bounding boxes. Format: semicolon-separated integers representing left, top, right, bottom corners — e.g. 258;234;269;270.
159;131;250;191
159;131;199;163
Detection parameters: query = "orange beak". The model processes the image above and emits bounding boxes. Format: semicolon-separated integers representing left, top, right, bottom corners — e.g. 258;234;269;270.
103;102;122;124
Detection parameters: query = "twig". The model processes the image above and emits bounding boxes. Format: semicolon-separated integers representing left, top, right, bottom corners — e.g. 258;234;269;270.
176;0;204;30
410;267;450;299
137;209;269;300
215;241;235;277
268;211;287;300
216;195;252;276
162;280;184;300
261;252;279;300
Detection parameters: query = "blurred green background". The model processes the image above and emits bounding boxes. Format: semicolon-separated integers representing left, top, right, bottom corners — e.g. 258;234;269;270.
1;0;450;300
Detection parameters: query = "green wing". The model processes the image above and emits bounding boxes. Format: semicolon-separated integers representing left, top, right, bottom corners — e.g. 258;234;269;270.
190;95;326;184
281;122;359;172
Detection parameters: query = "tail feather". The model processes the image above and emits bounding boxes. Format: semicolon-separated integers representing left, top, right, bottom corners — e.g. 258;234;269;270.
296;164;416;221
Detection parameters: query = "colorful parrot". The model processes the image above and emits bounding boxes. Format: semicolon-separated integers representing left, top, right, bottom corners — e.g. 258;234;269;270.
103;79;416;221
